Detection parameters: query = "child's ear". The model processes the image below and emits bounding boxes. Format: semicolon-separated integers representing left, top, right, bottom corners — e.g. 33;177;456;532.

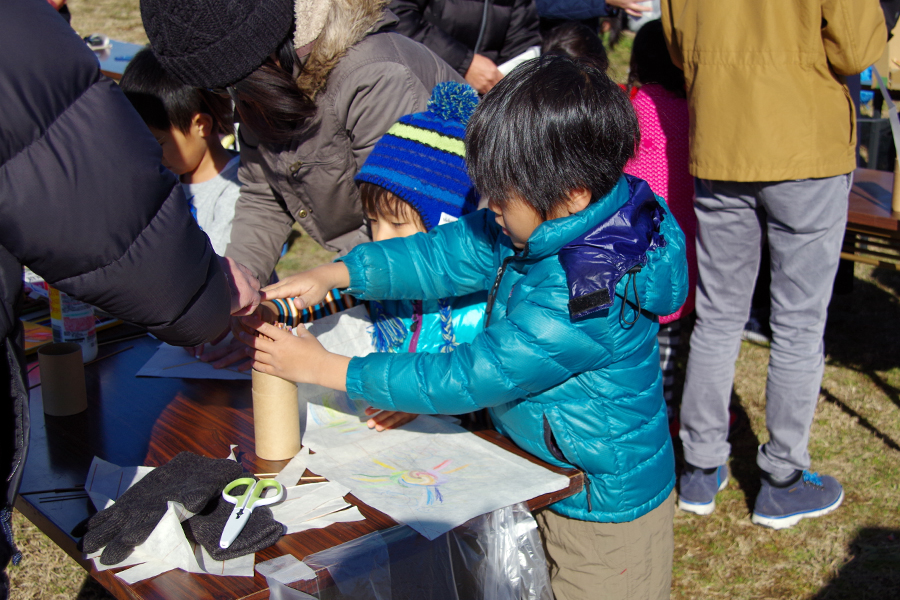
193;113;215;138
564;188;592;215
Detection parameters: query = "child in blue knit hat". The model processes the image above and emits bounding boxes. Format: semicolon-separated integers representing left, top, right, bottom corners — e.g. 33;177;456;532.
259;81;486;431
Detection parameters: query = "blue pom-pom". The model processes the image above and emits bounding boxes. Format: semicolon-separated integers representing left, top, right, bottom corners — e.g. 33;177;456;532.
427;82;479;124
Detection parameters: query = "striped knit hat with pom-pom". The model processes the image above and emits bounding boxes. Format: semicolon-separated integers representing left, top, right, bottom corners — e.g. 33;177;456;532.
355;82;480;231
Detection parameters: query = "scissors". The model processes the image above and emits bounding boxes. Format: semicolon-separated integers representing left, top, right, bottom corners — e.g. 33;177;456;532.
219;477;285;549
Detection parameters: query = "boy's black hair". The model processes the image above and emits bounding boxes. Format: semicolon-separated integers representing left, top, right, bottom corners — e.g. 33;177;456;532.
628;20;686;97
466;55;638;217
119;48;234;135
541;22;609;73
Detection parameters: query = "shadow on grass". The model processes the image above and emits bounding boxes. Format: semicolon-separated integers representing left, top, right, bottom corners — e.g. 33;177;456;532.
820;387;900;453
826;268;900;375
808;527;900;600
724;398;761;513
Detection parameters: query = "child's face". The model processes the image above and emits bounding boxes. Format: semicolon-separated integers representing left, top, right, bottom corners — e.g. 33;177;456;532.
487;189;592;249
487;196;545;249
147;114;209;177
367;202;427;242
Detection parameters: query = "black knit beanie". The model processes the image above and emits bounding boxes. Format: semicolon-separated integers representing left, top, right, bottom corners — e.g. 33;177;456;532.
140;0;295;89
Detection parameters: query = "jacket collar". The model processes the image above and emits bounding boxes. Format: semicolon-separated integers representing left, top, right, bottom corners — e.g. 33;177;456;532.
523;175;666;319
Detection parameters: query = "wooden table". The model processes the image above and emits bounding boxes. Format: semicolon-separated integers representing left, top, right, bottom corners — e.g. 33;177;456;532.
843;168;900;269
16;332;582;599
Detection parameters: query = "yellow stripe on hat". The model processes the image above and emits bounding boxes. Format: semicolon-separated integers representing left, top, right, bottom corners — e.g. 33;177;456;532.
387;123;465;157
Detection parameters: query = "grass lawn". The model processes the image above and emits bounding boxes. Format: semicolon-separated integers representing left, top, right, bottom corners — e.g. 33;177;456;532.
8;3;900;599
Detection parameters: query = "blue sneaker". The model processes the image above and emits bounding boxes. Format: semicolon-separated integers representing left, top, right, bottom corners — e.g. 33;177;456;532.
751;470;843;530
678;464;729;515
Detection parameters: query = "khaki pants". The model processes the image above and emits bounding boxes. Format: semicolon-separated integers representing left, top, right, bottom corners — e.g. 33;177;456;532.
534;490;675;600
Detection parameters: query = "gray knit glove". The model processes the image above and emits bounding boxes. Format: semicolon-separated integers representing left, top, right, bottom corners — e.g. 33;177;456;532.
82;452;244;565
184;486;285;561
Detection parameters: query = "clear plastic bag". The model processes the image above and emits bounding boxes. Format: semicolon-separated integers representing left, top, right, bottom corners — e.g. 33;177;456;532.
302;502;552;600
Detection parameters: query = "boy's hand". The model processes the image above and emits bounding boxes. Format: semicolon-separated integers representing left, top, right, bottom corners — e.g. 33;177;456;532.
238;316;350;390
260;263;350;311
363;407;418;432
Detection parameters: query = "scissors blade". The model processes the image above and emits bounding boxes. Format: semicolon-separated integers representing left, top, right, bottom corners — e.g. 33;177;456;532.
219;498;251;549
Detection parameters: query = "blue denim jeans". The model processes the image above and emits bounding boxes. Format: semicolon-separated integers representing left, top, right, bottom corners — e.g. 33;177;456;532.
679;174;852;479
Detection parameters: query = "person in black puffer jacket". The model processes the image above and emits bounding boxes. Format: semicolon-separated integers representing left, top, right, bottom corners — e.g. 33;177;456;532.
390;0;541;93
0;1;261;596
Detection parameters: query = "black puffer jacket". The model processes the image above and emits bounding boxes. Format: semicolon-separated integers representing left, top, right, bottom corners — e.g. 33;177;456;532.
389;0;541;76
0;0;231;577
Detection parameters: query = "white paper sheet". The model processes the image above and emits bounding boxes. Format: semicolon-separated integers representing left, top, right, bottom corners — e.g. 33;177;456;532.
304;305;375;358
136;335;251;380
498;46;541;75
285;506;365;535
256;554;317;585
275;447;310;487
306;429;569;541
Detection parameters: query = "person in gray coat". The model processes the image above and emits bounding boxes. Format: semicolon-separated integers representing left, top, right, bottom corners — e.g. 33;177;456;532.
141;0;464;286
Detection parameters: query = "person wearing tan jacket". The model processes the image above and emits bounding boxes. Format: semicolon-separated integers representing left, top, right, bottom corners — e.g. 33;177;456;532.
661;0;885;529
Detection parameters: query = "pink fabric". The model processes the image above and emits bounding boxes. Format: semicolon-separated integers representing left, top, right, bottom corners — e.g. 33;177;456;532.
624;84;697;322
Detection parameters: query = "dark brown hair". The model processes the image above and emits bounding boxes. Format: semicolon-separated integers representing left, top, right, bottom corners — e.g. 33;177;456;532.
541;22;609;72
231;33;317;145
359;183;425;230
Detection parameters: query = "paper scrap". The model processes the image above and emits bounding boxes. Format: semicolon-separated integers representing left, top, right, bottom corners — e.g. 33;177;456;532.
85;456;154;511
285;506;365;535
256;554;317;585
274;447;310;487
137;335;250;380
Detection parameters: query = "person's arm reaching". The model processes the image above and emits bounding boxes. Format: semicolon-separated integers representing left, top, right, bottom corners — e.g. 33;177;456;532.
242;270;614;415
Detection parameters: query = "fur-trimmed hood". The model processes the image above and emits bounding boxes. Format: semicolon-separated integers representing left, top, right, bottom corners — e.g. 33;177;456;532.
295;0;389;98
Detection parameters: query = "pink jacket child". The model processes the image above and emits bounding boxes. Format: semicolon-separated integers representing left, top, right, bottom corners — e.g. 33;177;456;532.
624;82;696;322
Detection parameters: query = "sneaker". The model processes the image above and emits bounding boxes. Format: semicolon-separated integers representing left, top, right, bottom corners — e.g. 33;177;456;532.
751;470;843;530
741;313;772;346
678;463;729;515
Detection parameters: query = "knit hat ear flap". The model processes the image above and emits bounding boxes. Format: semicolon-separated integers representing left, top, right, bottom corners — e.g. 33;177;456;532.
355;82;481;231
140;0;294;88
294;0;334;49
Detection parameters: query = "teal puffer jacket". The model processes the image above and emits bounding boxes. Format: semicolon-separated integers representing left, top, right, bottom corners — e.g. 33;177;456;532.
342;175;687;522
372;294;486;354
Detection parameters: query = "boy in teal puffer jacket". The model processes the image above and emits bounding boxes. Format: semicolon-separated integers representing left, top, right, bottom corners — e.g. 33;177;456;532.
243;56;687;600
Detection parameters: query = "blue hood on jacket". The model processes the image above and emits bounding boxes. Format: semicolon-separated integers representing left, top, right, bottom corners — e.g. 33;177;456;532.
559;176;666;319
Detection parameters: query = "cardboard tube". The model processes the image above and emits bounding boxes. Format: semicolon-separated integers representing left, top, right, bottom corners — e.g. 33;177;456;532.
893;157;900;214
252;370;301;460
38;342;88;416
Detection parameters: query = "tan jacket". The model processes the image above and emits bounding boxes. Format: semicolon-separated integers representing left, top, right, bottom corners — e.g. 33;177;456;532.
226;3;462;283
661;0;885;181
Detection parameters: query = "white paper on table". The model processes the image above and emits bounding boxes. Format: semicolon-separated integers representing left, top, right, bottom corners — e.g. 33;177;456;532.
303;305;375;358
256;554;317;585
269;482;352;527
274;447;310;487
497;46;540;75
85;456;155;511
136;334;251;380
303;388;464;454
285;506;365;535
306;430;569;541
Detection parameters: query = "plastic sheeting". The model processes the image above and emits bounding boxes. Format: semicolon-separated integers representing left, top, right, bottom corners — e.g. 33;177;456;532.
300;503;552;600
